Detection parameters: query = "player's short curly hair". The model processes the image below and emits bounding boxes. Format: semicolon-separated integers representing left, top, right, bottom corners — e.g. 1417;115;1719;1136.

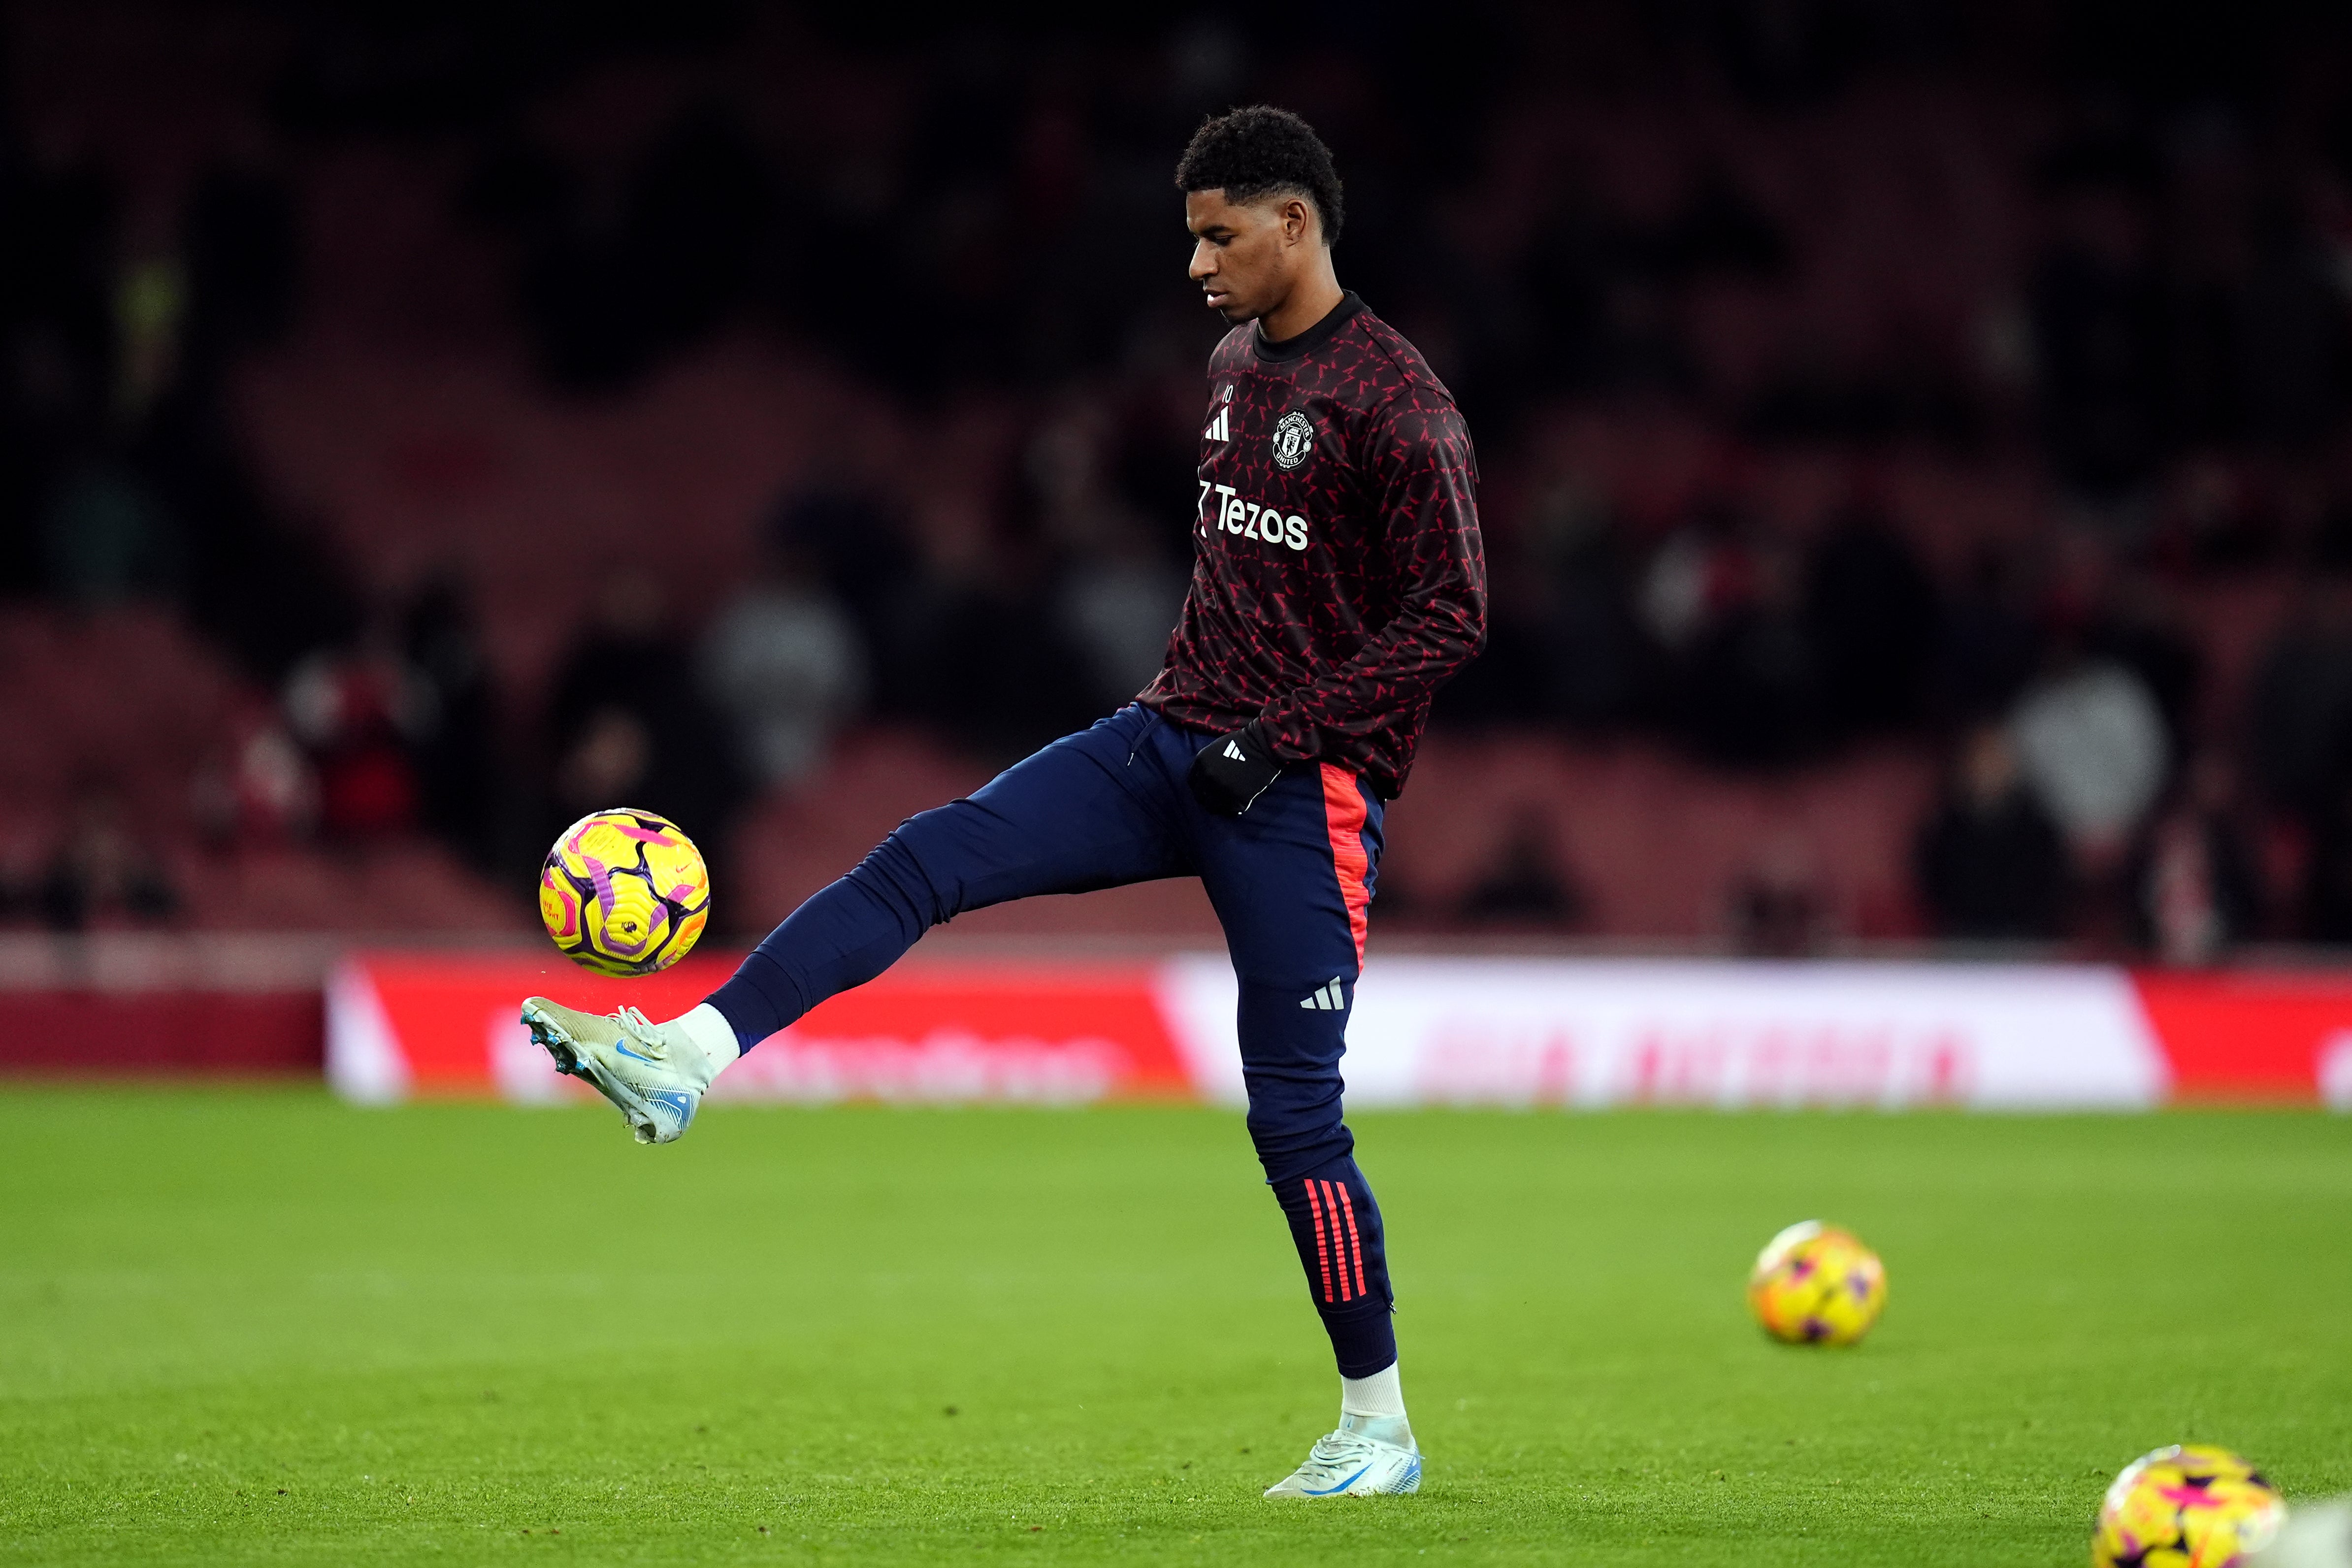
1175;105;1344;245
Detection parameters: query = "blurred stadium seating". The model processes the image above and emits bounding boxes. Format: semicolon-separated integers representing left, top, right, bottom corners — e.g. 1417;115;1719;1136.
7;1;2352;981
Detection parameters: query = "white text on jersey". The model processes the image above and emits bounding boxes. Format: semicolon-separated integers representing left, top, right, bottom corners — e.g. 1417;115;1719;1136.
1197;481;1308;551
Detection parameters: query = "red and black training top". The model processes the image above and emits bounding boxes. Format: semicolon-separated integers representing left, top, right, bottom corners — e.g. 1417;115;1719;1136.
1137;291;1487;799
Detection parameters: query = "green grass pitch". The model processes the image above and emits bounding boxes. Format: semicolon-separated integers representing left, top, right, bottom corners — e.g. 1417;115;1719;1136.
2;1091;2348;1566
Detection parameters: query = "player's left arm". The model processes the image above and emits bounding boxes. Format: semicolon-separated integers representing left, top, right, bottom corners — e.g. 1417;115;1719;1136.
1254;391;1488;758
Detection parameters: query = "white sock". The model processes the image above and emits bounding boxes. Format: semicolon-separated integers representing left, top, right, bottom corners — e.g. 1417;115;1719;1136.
668;1003;742;1081
1340;1362;1406;1419
1339;1363;1411;1447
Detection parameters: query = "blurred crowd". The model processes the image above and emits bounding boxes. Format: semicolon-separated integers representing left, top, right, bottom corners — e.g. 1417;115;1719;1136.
9;3;2352;955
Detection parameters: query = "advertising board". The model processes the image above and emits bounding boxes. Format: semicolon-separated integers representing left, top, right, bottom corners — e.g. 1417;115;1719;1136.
327;953;2352;1109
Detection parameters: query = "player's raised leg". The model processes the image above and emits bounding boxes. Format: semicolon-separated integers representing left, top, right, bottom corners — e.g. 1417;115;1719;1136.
1185;745;1419;1498
525;705;1188;1142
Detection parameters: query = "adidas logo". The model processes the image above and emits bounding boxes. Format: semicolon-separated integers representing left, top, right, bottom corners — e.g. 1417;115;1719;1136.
1223;740;1248;760
1205;406;1231;443
1299;976;1347;1011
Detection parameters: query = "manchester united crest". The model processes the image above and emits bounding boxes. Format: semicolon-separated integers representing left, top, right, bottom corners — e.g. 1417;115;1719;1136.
1270;409;1316;470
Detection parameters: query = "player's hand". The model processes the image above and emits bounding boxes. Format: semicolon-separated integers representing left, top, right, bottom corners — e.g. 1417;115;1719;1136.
1188;722;1284;816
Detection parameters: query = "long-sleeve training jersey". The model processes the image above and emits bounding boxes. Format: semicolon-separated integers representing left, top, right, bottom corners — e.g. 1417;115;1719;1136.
1137;291;1487;799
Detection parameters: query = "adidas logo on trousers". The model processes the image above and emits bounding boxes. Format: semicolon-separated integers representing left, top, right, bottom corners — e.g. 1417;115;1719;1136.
1300;977;1346;1011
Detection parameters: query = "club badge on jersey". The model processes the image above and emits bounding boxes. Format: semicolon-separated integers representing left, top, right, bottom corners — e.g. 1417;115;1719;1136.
1271;409;1316;469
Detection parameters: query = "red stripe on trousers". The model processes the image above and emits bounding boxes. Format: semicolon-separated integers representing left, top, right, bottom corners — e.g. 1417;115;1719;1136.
1318;764;1372;968
1335;1182;1368;1300
1322;1180;1354;1302
1305;1178;1334;1303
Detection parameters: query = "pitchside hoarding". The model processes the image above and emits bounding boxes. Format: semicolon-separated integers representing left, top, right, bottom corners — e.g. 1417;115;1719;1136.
327;952;2352;1109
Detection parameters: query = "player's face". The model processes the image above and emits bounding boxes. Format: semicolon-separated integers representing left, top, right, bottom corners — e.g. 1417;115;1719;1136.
1186;189;1308;324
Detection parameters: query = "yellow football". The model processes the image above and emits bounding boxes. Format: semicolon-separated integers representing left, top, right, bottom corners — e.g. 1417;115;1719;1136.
1747;1220;1886;1346
2092;1444;2284;1568
538;808;711;977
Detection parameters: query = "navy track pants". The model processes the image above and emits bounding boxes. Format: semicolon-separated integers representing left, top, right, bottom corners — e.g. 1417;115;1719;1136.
706;703;1398;1375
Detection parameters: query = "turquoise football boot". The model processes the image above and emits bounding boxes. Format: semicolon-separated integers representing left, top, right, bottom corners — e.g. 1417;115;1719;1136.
519;998;721;1144
1262;1419;1422;1499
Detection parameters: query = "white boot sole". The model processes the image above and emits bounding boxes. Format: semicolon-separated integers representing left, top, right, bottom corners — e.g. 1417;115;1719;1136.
521;1001;659;1141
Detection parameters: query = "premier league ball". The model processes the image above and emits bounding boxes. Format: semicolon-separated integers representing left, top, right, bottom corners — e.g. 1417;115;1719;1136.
538;809;711;977
2093;1445;2285;1568
1746;1220;1887;1346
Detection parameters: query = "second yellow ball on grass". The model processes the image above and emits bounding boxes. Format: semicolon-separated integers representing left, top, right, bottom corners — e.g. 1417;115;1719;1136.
1747;1219;1887;1346
2091;1444;2284;1568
